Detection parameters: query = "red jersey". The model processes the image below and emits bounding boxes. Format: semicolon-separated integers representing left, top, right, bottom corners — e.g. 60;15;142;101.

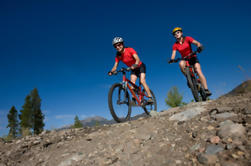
115;47;142;67
172;36;196;58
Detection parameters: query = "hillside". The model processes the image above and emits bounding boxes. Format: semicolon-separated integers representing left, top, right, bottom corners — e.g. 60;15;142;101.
0;81;250;166
223;80;251;96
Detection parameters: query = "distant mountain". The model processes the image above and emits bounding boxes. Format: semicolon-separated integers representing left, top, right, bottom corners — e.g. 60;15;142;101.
80;116;115;127
224;80;251;96
80;113;148;127
56;113;150;131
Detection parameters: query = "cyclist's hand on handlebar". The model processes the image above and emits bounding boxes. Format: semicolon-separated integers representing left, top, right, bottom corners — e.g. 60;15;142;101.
168;59;175;64
108;71;117;75
130;64;138;70
197;45;204;53
108;71;113;76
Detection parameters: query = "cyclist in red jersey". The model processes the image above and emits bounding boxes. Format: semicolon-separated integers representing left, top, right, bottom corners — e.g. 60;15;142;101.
108;37;153;102
169;27;212;96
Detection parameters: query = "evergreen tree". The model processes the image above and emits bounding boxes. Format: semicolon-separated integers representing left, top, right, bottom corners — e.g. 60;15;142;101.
30;88;44;135
7;106;19;139
72;116;83;128
165;86;186;107
19;95;32;136
95;121;100;127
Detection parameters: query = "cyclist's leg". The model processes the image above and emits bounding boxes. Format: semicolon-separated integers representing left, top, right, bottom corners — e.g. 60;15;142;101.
194;62;208;89
138;64;152;98
179;60;186;75
130;74;137;87
130;74;138;102
140;73;152;98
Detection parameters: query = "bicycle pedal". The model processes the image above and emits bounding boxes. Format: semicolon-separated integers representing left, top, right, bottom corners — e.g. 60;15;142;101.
141;100;148;107
130;100;138;106
147;101;154;104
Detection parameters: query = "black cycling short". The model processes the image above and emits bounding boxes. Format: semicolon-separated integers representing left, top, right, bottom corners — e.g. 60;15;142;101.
131;63;146;77
188;57;199;65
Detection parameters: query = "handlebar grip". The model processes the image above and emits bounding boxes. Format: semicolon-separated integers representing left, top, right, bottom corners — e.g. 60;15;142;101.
197;45;204;53
168;59;174;64
175;58;181;62
126;67;131;71
169;58;181;63
108;71;118;75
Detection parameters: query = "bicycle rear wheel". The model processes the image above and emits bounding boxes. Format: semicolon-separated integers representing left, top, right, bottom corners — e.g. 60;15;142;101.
108;83;131;122
142;89;157;114
185;68;200;102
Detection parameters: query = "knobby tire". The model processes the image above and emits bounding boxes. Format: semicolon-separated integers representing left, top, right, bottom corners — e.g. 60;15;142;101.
185;68;200;102
199;86;207;101
108;83;131;123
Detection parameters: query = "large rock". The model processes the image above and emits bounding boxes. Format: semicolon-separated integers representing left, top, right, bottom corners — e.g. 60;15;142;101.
169;106;206;121
205;145;224;155
197;154;218;165
218;120;246;139
215;112;237;120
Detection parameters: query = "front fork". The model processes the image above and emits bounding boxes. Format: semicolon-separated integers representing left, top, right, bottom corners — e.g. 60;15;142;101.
117;81;129;105
191;67;203;91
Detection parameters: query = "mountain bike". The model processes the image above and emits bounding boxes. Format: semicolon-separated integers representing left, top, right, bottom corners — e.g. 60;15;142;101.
169;49;207;102
108;67;157;122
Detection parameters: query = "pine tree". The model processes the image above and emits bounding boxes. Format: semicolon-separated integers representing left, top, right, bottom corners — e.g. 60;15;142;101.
30;88;44;135
165;86;186;107
72;116;83;128
95;121;100;127
19;95;32;136
7;106;19;139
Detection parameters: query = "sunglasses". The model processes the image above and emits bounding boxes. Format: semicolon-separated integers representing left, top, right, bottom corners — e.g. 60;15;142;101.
114;43;123;48
173;31;181;36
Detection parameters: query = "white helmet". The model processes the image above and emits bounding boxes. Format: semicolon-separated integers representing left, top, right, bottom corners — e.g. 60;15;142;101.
112;37;124;45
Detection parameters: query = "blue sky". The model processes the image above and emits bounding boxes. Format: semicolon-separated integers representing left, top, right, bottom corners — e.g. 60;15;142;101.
1;0;251;136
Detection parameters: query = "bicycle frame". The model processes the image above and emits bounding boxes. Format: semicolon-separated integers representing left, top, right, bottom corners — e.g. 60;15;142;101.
186;60;204;85
186;61;196;78
121;71;148;106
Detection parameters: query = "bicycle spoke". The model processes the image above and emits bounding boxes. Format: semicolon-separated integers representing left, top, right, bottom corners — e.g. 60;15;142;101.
108;84;131;122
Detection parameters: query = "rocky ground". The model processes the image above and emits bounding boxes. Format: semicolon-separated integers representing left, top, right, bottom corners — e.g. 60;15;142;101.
0;83;250;166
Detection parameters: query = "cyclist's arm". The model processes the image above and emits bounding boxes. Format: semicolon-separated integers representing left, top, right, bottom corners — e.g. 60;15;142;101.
171;50;177;60
192;40;202;47
131;54;140;69
111;61;119;72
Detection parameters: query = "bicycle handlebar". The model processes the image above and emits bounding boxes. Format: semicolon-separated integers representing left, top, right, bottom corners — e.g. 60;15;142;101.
109;67;131;75
169;49;200;64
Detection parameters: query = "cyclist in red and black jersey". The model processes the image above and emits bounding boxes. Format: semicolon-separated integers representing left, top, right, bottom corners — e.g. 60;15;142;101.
169;27;212;96
109;37;153;102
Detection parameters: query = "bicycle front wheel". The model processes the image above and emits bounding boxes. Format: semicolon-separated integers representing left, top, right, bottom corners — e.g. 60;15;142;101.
108;83;131;122
142;89;157;114
185;68;200;102
199;85;207;101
